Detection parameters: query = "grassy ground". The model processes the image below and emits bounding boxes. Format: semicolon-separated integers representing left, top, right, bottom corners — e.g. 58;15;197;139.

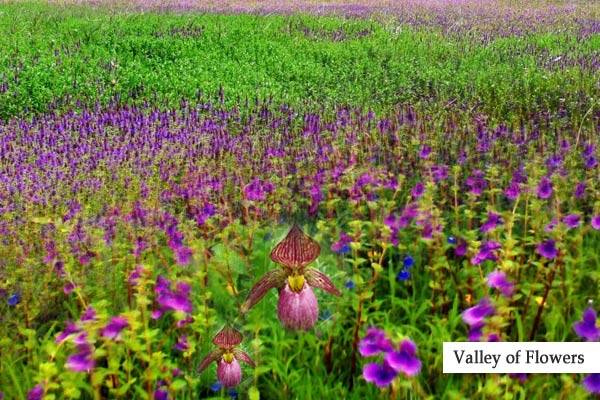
0;2;598;122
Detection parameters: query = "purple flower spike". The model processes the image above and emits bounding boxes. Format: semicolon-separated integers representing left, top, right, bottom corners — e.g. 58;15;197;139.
537;176;553;199
174;335;189;352
385;339;422;377
536;239;558;260
101;316;129;340
359;328;394;357
583;374;600;394
363;360;398;388
154;389;169;400
462;298;494;327
573;307;600;341
486;270;515;297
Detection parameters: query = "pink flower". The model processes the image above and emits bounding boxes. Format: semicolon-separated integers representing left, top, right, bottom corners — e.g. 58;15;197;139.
241;225;340;330
198;327;255;388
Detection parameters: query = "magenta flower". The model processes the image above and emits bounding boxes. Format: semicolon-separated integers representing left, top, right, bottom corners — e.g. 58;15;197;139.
198;327;255;388
563;214;581;229
358;327;394;356
27;385;44;400
241;225;340;330
80;306;97;322
66;343;95;373
363;360;398;388
462;297;495;327
174;335;189;352
486;270;515;297
384;339;422;377
573;307;599;341
360;329;421;388
101;316;129;340
55;321;80;344
591;215;600;230
154;277;193;317
536;239;558;260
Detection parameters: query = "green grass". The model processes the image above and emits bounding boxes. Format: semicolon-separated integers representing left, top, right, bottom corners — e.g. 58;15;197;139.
0;1;597;122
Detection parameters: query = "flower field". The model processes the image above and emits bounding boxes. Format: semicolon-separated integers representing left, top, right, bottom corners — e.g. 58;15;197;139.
0;1;599;399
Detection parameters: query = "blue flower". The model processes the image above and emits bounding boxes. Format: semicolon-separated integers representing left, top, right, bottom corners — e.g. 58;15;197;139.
228;389;238;399
403;255;414;269
447;236;457;245
8;293;20;306
210;382;222;392
344;280;355;290
396;270;411;281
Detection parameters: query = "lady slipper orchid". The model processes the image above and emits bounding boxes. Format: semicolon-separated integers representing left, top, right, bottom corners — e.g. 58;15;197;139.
241;225;341;330
198;327;255;388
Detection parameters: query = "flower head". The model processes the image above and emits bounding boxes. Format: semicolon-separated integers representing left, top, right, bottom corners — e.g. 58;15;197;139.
384;339;422;377
101;316;129;340
573;307;599;341
198;327;255;388
359;328;393;357
563;214;581;229
583;374;600;395
592;215;600;230
537;176;553;199
241;225;340;330
536;239;558;260
486;270;515;297
462;297;494;327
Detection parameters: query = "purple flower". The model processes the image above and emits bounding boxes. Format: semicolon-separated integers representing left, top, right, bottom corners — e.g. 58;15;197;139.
466;170;487;196
331;232;352;254
56;321;80;344
563;214;581;229
592;215;600;230
583;374;600;394
418;145;431;159
27;385;44;400
174;335;189;352
128;265;144;286
486;270;515;297
537;176;553;199
544;218;558;232
80;306;97;322
574;182;586;199
411;182;425;199
359;328;393;357
455;239;467;257
66;343;95;373
154;389;169;400
241;225;340;330
480;212;503;233
462;297;494;327
471;241;501;265
573;307;599;341
384;339;422;377
155;278;193;315
363;360;398;388
101;316;129;340
504;181;521;200
198;327;255;388
536;239;558;260
63;282;76;295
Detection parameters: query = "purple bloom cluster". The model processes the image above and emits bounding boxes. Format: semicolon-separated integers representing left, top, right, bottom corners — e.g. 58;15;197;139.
359;328;421;388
